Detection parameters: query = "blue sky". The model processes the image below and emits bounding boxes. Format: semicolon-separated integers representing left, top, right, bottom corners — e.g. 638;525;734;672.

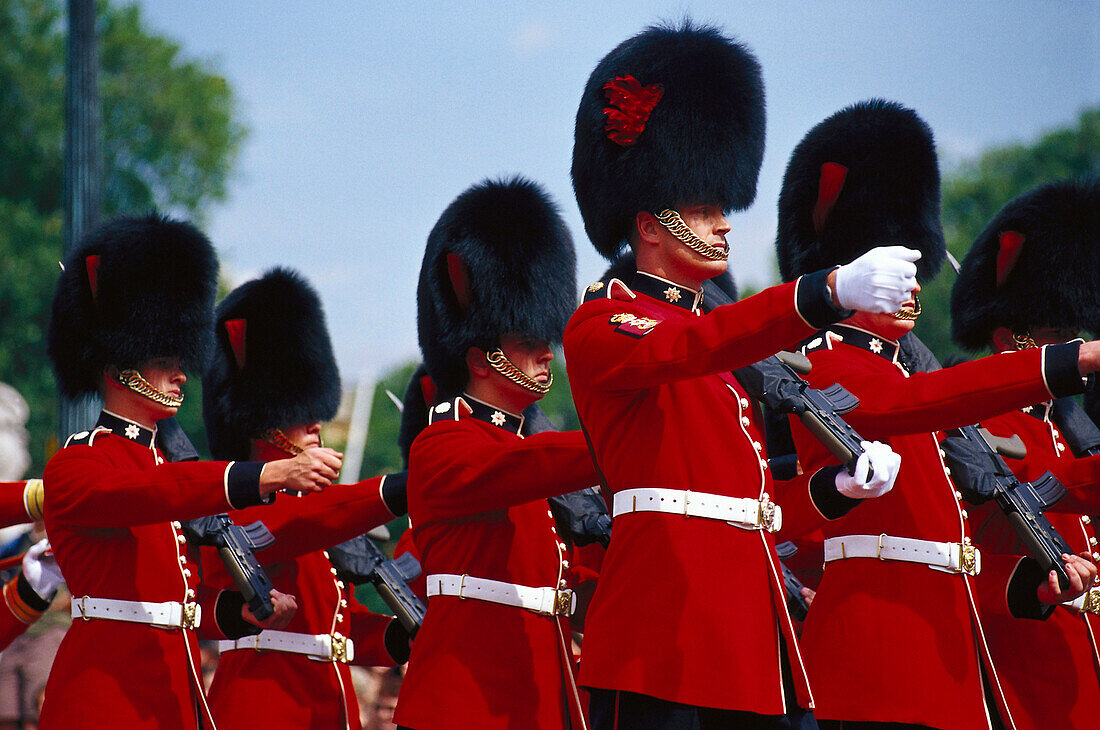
137;1;1098;383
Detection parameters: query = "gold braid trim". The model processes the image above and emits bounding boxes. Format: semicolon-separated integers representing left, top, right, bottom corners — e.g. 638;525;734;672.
117;369;184;407
260;429;306;456
892;296;922;321
487;349;552;395
23;479;44;521
653;209;728;262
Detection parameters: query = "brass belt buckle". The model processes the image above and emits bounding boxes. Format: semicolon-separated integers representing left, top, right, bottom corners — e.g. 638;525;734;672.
960;538;978;576
553;589;574;617
758;494;778;532
78;596;90;621
331;633;349;663
1083;587;1100;615
876;533;887;560
181;602;199;630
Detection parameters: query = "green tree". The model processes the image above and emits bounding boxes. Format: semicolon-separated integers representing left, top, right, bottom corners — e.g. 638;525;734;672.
0;0;246;473
914;107;1100;363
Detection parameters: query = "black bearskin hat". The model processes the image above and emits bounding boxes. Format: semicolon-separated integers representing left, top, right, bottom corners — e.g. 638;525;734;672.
775;99;944;282
203;268;341;461
48;215;219;398
417;177;576;399
572;20;765;259
951;177;1100;351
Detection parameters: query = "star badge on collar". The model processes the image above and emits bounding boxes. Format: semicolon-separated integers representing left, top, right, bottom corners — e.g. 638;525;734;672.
491;411;506;427
124;424;141;440
663;286;682;303
869;338;883;354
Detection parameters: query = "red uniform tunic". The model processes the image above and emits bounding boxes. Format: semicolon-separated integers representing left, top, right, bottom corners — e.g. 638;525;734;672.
563;273;857;714
207;476;406;730
790;325;1083;729
969;405;1100;730
39;412;270;730
394;396;599;730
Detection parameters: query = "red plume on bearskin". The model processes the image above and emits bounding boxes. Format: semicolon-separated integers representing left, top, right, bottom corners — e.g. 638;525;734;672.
951;177;1100;351
603;76;664;147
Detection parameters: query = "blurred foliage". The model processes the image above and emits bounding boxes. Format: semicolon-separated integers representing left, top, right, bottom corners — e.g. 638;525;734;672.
914;107;1099;364
0;0;246;473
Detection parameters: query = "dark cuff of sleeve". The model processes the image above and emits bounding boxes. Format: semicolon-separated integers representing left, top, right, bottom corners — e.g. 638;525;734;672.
1007;557;1056;620
768;454;800;482
381;471;409;517
383;618;412;664
215;590;263;639
795;267;853;330
15;571;52;611
809;465;861;520
226;461;268;510
1043;342;1086;398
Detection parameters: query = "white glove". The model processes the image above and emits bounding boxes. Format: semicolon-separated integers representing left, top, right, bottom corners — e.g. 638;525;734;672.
22;539;63;601
833;246;920;313
835;441;901;499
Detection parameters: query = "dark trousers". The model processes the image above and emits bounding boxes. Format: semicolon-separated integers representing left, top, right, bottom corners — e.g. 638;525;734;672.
818;724;935;730
588;688;818;730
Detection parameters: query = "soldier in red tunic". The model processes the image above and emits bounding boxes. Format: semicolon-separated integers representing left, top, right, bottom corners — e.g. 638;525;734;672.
947;178;1100;730
201;267;411;730
393;177;600;730
39;215;342;730
774;101;1098;730
565;22;915;730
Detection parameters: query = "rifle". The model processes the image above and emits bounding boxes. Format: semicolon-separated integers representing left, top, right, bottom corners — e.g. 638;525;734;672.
734;352;869;476
700;279;872;476
326;535;426;635
775;541;811;621
180;515;277;621
940;425;1074;589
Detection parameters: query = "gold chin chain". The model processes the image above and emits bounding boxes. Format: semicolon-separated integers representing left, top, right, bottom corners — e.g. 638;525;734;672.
654;209;728;262
1013;330;1037;350
487;349;552;395
261;429;306;456
891;296;922;321
117;369;184;408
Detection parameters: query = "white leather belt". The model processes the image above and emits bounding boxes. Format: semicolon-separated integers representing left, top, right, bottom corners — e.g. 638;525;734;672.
1065;587;1100;615
72;596;201;630
218;630;354;663
612;488;782;532
427;574;576;617
824;534;981;576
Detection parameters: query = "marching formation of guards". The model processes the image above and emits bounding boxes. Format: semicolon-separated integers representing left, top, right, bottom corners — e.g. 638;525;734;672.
3;16;1099;730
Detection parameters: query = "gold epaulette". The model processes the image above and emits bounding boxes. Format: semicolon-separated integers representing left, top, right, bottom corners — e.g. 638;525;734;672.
23;479;44;521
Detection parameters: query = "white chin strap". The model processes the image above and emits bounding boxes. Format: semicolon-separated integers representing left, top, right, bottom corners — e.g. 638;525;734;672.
653;209;728;261
117;369;183;408
487;349;552;395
